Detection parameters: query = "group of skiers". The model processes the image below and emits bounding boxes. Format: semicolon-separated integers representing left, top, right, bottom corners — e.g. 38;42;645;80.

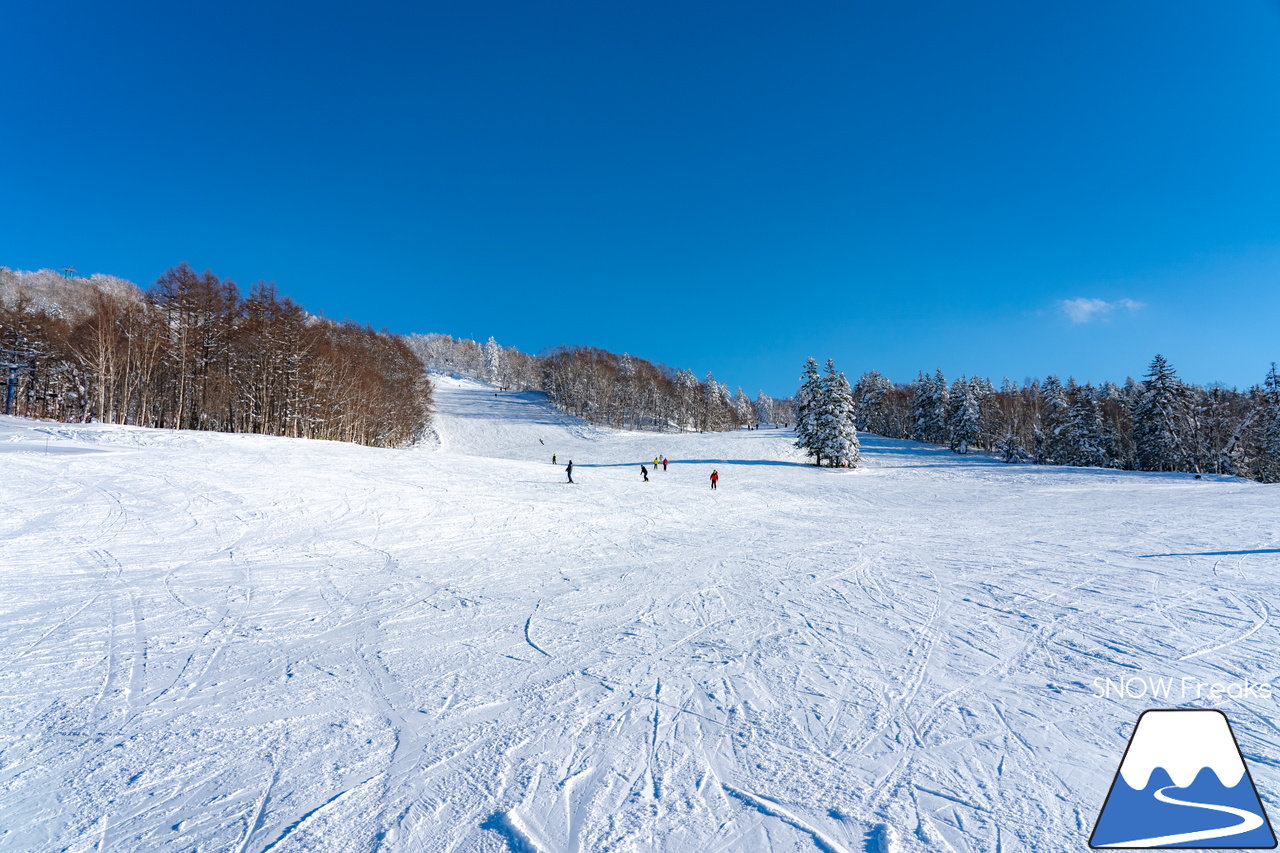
639;456;669;482
556;453;719;489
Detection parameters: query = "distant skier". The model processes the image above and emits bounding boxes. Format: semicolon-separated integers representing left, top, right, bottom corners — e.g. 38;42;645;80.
641;464;649;482
566;460;574;483
662;457;668;471
552;453;557;464
710;469;719;490
653;456;659;470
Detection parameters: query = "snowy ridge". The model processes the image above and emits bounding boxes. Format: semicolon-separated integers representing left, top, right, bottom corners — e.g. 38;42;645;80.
1;382;1277;852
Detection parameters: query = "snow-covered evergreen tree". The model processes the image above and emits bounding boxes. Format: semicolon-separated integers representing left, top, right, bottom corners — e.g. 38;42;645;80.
1065;382;1106;467
971;376;999;449
910;370;949;443
732;387;754;428
1259;363;1280;483
754;391;773;426
909;371;931;441
794;357;825;465
1133;354;1189;471
948;376;980;454
1039;376;1071;464
1096;381;1132;469
930;369;950;444
699;372;727;431
816;360;860;467
483;336;504;388
854;370;893;434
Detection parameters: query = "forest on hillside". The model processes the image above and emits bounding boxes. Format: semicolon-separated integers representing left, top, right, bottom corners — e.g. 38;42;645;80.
835;357;1280;483
407;334;791;433
5;268;1276;481
412;333;1280;483
0;266;430;447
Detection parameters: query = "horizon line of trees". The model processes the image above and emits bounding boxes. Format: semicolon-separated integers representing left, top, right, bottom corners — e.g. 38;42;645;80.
845;355;1280;483
409;333;1280;483
1;265;431;447
407;333;793;433
10;266;1273;478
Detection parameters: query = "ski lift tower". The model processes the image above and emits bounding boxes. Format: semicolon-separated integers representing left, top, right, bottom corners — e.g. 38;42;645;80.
61;267;76;279
0;348;35;416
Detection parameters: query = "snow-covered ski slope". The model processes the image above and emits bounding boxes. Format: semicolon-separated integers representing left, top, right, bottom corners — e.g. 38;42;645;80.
2;375;1278;852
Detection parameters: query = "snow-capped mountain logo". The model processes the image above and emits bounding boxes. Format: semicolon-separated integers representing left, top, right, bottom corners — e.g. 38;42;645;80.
1090;709;1276;848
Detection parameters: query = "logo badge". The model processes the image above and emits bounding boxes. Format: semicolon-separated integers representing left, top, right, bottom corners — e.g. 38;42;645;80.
1091;709;1276;848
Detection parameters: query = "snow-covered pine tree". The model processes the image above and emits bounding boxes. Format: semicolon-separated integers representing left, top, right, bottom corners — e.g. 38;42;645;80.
733;387;754;428
1133;354;1190;472
1096;381;1128;469
948;376;980;454
909;371;932;441
483;337;503;388
816;360;860;467
1039;376;1071;464
1066;382;1106;467
1259;363;1280;483
910;369;949;443
971;376;998;449
1185;384;1238;476
698;372;726;431
754;391;773;427
854;370;893;434
929;368;950;444
795;357;825;465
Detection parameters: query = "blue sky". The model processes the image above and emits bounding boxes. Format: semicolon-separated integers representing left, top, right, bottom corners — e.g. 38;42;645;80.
3;1;1279;396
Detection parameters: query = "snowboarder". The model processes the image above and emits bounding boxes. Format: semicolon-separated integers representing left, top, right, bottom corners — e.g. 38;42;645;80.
566;460;574;483
662;457;668;471
710;469;719;490
641;464;649;482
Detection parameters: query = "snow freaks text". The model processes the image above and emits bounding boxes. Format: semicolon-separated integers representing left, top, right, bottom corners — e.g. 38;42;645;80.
1092;676;1273;701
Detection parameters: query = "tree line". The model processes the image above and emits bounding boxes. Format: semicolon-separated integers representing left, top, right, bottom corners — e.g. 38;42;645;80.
847;355;1280;482
407;334;793;432
1;265;431;447
11;264;1271;480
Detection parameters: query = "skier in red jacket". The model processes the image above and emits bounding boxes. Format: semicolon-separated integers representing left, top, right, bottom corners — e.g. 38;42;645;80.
710;469;719;490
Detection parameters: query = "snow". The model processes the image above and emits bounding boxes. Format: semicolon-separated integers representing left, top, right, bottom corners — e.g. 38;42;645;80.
2;375;1278;852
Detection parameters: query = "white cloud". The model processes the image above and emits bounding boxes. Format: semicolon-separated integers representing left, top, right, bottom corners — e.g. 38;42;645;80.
1058;297;1145;324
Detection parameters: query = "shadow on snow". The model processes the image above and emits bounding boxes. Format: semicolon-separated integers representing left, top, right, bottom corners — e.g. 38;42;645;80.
1139;548;1280;558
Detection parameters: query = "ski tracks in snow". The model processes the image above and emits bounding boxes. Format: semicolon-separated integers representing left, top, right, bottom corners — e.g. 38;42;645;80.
3;389;1279;852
